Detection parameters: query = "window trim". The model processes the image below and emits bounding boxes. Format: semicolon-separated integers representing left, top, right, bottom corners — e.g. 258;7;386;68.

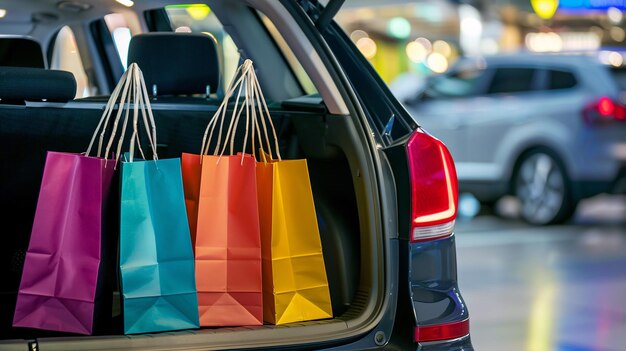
545;68;579;91
484;66;541;95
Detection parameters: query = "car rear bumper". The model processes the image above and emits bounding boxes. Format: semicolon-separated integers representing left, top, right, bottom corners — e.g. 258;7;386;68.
458;180;508;203
418;335;474;350
573;164;626;198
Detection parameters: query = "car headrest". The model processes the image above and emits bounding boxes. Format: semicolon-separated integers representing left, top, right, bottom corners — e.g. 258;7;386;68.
0;38;45;68
0;67;76;102
127;33;220;96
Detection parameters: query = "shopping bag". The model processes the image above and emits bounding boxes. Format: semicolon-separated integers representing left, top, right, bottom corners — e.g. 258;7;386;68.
11;63;139;335
248;67;333;324
256;156;333;324
120;157;200;333
12;152;116;335
182;60;262;326
119;64;199;334
181;153;201;251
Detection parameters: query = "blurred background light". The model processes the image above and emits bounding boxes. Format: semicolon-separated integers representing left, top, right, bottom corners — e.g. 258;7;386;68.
524;32;600;52
610;27;626;42
0;9;6;19
356;37;377;59
607;7;623;24
406;40;429;62
559;32;601;51
115;0;134;7
350;29;369;42
415;37;433;52
480;38;500;55
608;51;624;67
599;50;612;65
525;32;563;52
426;52;448;73
530;0;559;20
433;40;452;57
459;4;482;56
458;193;481;220
185;4;210;21
175;26;192;33
590;26;605;39
387;17;411;40
597;50;624;66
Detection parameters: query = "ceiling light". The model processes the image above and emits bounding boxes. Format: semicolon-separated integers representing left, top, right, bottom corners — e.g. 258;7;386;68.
116;0;134;7
0;9;6;18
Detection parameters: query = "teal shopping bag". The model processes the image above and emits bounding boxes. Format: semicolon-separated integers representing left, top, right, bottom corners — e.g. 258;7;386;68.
120;157;199;334
117;63;199;334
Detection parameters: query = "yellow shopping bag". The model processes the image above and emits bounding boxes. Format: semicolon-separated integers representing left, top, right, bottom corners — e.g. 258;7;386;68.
257;152;333;325
245;62;332;325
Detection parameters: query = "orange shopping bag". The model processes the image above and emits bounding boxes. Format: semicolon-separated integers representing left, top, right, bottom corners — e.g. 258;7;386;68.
182;60;262;326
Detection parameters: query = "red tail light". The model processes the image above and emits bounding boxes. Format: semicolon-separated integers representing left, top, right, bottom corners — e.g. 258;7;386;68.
415;319;470;342
406;129;458;242
583;97;626;124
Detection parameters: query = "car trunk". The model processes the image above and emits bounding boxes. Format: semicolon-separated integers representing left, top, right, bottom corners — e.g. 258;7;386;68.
0;95;386;350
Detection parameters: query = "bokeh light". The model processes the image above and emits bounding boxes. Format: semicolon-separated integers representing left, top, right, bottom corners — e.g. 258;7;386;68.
608;51;624;67
356;37;377;59
525;32;563;52
387;17;411;39
186;4;210;21
426;52;448;73
415;37;433;52
406;40;429;62
433;40;452;57
598;50;624;66
350;29;369;42
481;38;499;54
531;0;559;19
607;7;623;24
610;27;625;42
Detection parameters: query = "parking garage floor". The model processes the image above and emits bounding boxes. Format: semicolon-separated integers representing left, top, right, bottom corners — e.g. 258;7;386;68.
456;195;626;351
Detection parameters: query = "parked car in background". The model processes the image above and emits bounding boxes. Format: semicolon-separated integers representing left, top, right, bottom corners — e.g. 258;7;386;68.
0;0;471;350
403;53;626;225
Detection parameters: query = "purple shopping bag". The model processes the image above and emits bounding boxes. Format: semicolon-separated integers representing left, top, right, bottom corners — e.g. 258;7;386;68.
12;151;116;335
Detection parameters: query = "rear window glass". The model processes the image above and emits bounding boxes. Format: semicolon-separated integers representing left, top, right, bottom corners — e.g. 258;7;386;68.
610;67;626;91
257;13;317;95
424;68;486;98
50;26;94;97
104;13;132;69
487;68;536;94
548;69;577;90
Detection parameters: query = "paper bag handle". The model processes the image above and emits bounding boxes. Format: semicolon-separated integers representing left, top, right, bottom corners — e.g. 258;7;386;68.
248;65;282;162
85;63;159;164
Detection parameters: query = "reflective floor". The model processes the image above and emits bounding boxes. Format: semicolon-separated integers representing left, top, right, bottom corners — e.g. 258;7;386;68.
456;195;626;351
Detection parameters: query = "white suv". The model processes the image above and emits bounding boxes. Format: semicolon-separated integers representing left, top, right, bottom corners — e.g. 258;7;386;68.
405;53;626;224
